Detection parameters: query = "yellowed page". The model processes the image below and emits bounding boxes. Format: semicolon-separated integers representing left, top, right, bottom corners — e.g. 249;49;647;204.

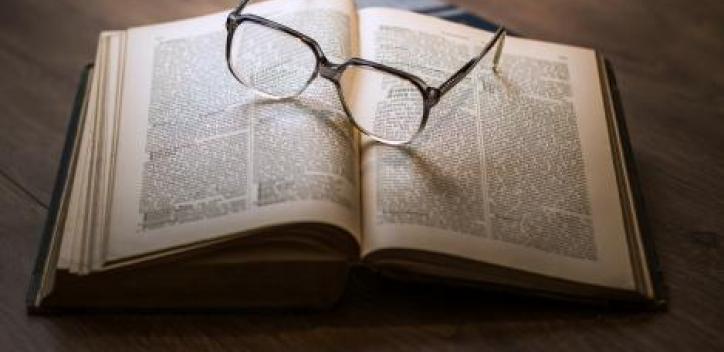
89;30;126;272
357;8;635;290
58;33;109;272
57;55;100;271
106;0;360;262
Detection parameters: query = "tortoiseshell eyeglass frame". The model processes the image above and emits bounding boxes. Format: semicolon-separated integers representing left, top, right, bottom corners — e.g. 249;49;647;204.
226;0;506;145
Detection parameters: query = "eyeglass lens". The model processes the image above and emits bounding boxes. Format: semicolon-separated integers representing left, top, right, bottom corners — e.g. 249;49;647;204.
339;64;425;143
229;21;317;98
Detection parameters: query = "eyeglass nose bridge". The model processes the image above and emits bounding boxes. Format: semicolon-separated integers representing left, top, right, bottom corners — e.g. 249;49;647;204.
317;59;343;82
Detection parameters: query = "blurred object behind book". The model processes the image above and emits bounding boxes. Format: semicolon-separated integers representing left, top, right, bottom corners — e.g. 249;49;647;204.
357;0;499;30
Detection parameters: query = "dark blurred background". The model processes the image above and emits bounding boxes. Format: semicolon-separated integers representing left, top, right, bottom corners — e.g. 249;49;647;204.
1;0;723;351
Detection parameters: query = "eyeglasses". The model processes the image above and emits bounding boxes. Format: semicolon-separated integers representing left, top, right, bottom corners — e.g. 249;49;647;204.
225;0;506;145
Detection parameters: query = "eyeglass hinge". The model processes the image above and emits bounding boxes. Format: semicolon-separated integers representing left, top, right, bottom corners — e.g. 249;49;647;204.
226;14;241;31
427;87;442;106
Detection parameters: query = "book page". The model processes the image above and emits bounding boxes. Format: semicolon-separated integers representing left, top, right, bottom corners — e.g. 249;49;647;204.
106;0;361;261
357;8;635;290
59;31;126;274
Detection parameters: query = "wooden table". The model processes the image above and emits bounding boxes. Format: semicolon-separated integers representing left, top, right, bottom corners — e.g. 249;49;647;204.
1;0;723;350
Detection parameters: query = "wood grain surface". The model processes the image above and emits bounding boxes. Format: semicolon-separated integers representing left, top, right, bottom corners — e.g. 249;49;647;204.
1;0;723;350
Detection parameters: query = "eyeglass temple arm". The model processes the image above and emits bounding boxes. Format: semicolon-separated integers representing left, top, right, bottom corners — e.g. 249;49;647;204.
233;0;252;14
437;27;506;97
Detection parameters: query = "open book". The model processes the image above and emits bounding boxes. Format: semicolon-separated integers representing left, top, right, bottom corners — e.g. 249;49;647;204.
28;0;664;311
